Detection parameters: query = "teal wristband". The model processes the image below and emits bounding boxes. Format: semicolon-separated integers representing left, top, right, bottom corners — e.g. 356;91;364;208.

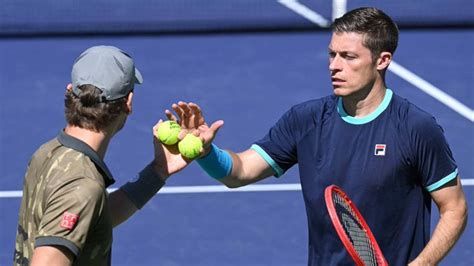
196;144;233;179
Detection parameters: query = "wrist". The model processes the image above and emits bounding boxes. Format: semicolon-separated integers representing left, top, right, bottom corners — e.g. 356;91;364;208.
199;144;214;159
120;163;166;209
196;144;233;179
149;160;170;182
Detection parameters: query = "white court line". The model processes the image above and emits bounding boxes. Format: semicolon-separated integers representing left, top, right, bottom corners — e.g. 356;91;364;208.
0;184;302;198
278;0;331;27
107;184;301;194
389;62;474;122
332;0;347;21
1;181;473;198
462;179;474;186
278;1;474;123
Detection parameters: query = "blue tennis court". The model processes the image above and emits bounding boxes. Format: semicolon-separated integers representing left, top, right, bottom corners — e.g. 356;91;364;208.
1;1;472;265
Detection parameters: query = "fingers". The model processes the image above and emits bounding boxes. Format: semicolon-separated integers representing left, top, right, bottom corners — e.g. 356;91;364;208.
189;102;205;125
209;120;224;134
171;103;185;121
165;109;178;122
169;101;205;129
178;129;200;139
178;101;192;117
178;130;187;140
188;102;202;115
172;102;192;119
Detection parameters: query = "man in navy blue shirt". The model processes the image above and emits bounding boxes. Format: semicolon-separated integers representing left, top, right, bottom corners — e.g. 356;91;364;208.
167;7;467;265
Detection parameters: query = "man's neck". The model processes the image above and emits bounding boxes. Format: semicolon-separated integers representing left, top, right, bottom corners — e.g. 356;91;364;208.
64;126;111;159
342;82;387;118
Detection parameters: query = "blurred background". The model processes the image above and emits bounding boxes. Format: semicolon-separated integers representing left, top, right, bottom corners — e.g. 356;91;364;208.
1;0;473;265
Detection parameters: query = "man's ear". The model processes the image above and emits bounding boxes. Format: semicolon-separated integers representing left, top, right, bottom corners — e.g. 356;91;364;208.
66;83;73;92
377;52;392;71
126;92;133;114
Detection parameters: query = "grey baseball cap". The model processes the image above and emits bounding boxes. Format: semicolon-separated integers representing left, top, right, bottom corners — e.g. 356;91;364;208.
71;45;143;102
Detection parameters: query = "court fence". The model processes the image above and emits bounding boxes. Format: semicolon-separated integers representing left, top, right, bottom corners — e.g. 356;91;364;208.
1;0;472;36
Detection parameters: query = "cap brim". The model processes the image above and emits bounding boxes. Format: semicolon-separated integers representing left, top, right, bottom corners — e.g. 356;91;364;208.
134;67;143;84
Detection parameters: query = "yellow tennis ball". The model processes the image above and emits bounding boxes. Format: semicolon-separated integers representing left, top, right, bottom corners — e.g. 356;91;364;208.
178;134;203;159
156;120;181;145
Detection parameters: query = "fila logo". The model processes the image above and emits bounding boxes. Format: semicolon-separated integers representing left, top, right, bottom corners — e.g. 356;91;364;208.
374;144;386;156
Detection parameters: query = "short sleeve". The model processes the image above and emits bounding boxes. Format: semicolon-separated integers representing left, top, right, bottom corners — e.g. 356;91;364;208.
254;107;300;176
35;177;106;256
409;114;458;192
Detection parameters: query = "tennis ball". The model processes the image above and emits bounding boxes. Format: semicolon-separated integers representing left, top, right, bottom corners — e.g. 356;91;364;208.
156;120;181;145
178;134;203;159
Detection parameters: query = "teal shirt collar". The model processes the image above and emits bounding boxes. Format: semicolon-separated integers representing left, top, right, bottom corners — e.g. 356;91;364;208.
337;89;393;125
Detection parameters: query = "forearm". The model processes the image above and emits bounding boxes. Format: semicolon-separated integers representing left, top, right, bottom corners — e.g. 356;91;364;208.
198;145;273;188
31;246;73;266
109;162;166;227
410;198;468;264
108;188;139;227
221;151;273;188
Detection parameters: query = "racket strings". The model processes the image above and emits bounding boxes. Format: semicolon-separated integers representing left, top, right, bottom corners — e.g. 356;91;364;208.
333;193;378;266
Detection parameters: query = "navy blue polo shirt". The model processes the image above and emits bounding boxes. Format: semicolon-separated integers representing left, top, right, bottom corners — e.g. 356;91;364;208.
253;89;458;265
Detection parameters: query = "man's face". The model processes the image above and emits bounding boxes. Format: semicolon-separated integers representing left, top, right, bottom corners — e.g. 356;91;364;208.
328;32;379;97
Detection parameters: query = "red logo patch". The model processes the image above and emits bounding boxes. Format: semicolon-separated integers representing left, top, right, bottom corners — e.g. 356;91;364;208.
60;212;79;230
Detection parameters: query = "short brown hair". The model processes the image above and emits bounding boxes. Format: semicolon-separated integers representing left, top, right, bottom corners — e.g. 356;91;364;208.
332;7;399;59
65;84;128;132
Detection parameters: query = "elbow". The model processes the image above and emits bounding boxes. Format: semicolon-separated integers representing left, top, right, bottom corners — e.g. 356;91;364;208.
458;195;468;222
222;180;247;189
461;199;468;227
219;175;250;189
451;196;469;234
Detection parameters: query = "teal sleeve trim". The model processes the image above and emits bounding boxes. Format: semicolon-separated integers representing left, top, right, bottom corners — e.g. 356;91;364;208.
426;168;458;192
250;144;284;177
337;89;393;125
196;144;233;180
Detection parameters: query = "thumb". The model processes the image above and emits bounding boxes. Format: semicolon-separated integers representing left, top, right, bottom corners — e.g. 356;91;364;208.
209;120;224;136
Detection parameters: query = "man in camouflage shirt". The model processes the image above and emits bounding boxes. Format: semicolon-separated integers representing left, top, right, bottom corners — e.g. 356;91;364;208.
14;46;197;265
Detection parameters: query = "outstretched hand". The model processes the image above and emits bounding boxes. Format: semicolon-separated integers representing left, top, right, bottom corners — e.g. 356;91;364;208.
165;101;224;156
149;102;223;180
149;119;194;180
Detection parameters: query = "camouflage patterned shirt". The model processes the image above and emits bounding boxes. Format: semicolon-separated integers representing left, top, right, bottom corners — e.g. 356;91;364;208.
14;131;116;265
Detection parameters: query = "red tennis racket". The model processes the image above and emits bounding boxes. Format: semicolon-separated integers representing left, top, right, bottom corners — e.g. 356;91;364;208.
325;185;388;266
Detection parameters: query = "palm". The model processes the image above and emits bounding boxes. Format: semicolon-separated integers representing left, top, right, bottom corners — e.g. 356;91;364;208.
151;102;223;177
152;124;190;176
195;123;217;147
166;102;223;148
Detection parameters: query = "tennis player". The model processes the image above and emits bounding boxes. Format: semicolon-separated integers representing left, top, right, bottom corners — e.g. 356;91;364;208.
14;46;194;265
169;7;468;265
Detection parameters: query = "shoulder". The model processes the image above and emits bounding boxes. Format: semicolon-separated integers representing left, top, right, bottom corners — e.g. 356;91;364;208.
389;93;445;142
46;174;106;207
40;147;106;201
285;95;337;123
52;146;106;187
29;138;61;166
271;95;337;138
389;93;439;129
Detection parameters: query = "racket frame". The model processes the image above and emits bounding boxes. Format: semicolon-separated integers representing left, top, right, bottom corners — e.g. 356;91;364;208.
325;185;388;266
